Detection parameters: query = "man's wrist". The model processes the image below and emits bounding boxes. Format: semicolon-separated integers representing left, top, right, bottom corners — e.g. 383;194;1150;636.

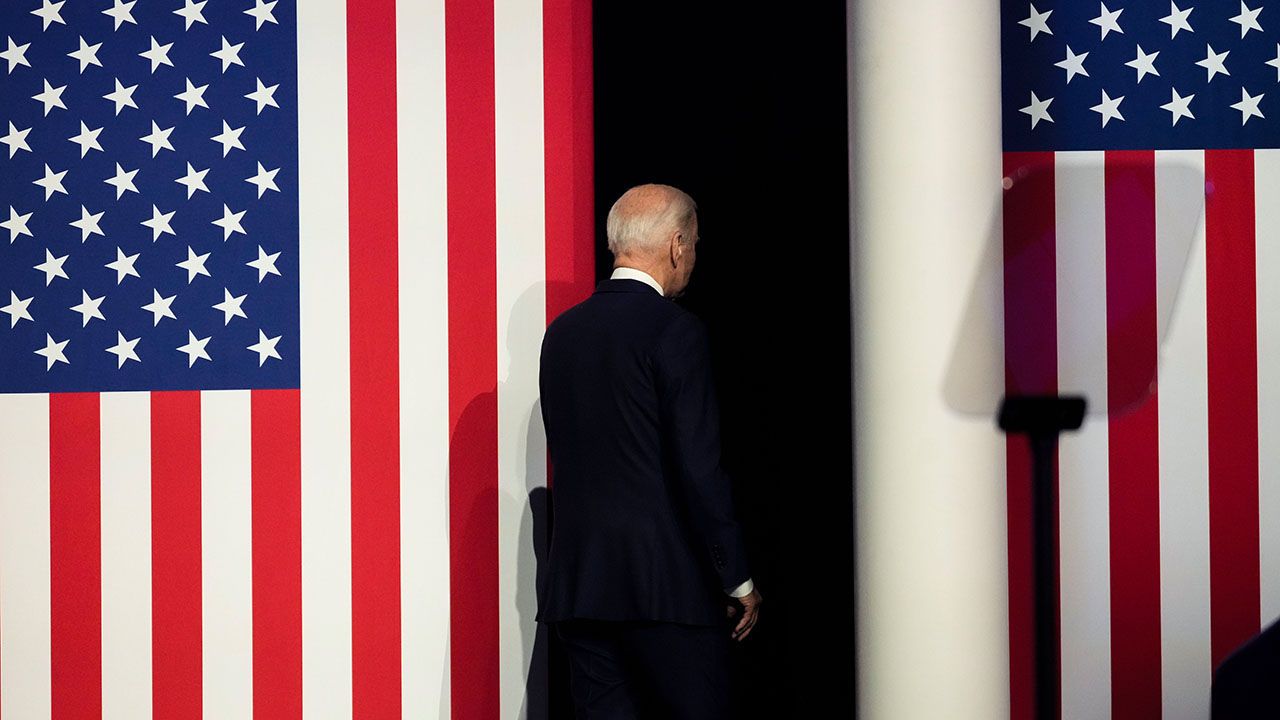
726;578;754;598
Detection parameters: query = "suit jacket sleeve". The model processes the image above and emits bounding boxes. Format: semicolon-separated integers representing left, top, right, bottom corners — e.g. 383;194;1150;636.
655;312;751;592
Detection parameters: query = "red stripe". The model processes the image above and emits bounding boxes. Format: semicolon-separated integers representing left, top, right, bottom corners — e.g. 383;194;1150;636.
151;392;203;719
1205;149;1261;668
541;3;594;712
1001;152;1058;720
1104;151;1162;718
252;390;302;719
49;393;101;720
346;0;402;715
447;0;499;715
543;0;596;330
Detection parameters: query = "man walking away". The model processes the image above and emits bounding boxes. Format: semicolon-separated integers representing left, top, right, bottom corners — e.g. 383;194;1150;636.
538;184;763;719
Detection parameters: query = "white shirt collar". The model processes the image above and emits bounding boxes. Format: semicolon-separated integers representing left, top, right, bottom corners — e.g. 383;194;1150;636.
610;267;665;296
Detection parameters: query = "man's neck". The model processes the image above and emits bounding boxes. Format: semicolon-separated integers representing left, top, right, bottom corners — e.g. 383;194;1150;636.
611;265;666;296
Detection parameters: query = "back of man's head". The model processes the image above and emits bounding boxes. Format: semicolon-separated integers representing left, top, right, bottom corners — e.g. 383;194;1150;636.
606;184;697;259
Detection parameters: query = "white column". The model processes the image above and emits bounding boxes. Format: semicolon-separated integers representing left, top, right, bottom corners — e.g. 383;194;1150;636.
848;0;1009;717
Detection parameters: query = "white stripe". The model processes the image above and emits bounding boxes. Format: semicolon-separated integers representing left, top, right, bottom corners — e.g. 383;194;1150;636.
297;0;354;716
397;0;451;717
496;0;549;715
1053;151;1112;720
101;392;153;720
1156;150;1211;718
0;395;51;719
1257;148;1280;627
202;390;254;719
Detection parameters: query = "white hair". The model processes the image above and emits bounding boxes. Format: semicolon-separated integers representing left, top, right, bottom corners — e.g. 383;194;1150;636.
606;184;697;257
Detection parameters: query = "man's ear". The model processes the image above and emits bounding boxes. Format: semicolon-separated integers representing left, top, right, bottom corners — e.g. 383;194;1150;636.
670;232;683;267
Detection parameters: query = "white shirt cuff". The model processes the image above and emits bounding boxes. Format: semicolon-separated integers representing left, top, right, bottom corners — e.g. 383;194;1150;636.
726;578;754;598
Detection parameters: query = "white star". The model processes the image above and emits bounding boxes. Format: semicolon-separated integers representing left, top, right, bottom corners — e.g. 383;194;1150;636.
35;249;69;285
142;289;177;326
175;78;210;115
1197;45;1230;82
1230;2;1263;37
35;334;69;370
1231;87;1265;124
141;205;176;241
247;330;281;366
68;121;104;157
1;292;34;327
212;204;247;240
33;79;67;115
106;332;141;368
1090;2;1124;40
31;0;66;31
33;164;68;200
2;206;33;242
245;77;279;114
245;0;279;30
1160;88;1195;126
2;122;32;157
1268;44;1280;81
177;330;211;367
176;245;211;283
139;36;174;72
213;288;248;324
1054;46;1089;83
1019;92;1054;128
70;290;106;327
1;37;31;73
1161;1;1193;36
69;205;105;242
174;0;208;30
247;245;281;281
176;163;211;198
105;247;140;284
246;163;280;197
1018;3;1053;41
211;36;245;72
1125;45;1160;83
1090;90;1125;127
140;120;175;156
211;121;245;156
105;163;139;199
102;0;137;30
104;78;139;115
68;36;103;73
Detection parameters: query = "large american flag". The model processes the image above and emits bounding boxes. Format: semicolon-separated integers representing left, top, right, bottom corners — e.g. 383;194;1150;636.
1001;0;1280;717
0;0;594;717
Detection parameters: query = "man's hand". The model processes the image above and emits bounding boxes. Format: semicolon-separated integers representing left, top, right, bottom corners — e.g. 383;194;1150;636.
728;588;762;641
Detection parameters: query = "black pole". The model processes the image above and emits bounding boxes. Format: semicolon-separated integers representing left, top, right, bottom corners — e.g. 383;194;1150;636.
998;395;1083;720
1030;430;1059;720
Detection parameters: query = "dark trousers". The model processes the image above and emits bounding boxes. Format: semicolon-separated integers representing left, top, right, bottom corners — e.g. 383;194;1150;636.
554;619;731;720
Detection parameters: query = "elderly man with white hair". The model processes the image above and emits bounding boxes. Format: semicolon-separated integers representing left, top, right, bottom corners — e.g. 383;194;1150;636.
537;184;761;719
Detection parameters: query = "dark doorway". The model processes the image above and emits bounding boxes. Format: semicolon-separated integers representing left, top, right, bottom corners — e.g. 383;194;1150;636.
591;2;855;716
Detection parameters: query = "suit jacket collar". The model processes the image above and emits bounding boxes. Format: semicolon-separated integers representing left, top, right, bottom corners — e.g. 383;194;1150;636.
595;278;666;296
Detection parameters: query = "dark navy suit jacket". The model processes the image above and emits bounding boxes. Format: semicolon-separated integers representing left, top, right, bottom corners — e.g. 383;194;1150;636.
1212;618;1280;718
536;278;750;627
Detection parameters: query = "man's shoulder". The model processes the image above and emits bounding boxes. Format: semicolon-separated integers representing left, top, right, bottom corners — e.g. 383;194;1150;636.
546;285;687;340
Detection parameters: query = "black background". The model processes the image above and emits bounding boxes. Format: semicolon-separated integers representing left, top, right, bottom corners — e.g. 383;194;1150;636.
581;2;855;716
